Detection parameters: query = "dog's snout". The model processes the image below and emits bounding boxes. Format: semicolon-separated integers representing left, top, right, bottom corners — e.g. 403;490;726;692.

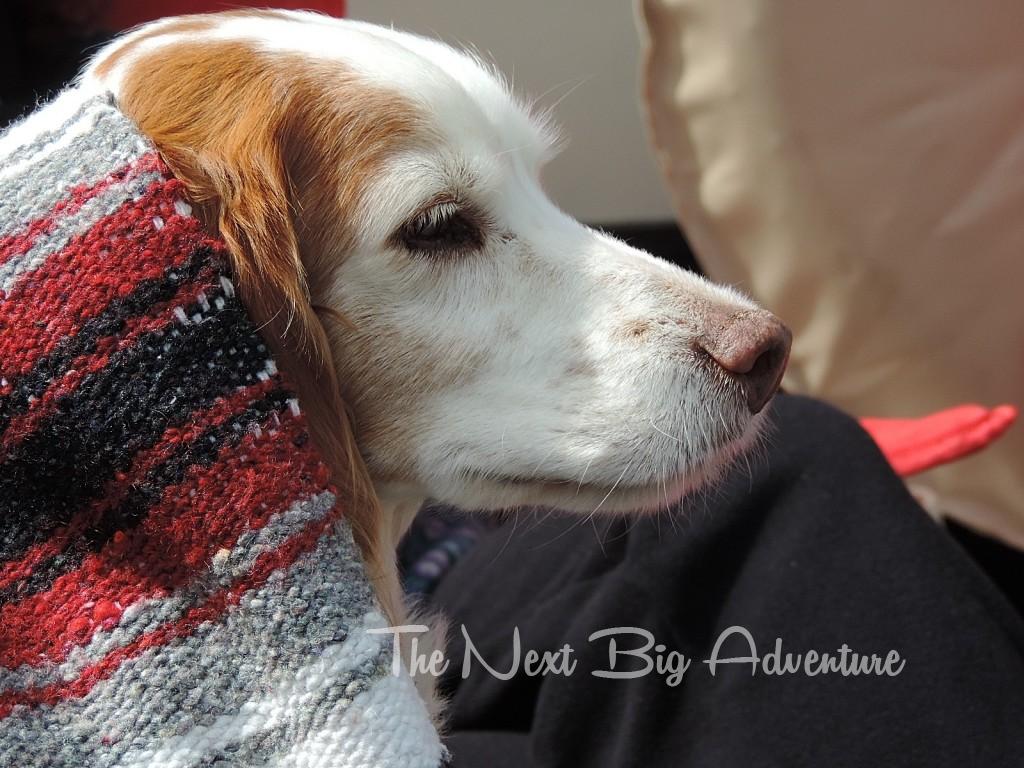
697;311;792;414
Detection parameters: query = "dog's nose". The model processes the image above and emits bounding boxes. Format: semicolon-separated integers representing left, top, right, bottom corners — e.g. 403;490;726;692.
697;311;792;414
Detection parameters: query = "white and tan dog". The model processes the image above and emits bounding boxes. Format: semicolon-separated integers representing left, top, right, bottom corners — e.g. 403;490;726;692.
69;8;789;692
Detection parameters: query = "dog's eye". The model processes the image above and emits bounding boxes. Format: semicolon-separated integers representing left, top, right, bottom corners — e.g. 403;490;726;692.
399;202;484;257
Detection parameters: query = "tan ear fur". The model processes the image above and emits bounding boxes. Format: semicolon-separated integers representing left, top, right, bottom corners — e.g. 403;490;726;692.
112;35;407;623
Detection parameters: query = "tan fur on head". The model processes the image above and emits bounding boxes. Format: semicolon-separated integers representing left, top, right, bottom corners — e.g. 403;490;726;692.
110;28;420;625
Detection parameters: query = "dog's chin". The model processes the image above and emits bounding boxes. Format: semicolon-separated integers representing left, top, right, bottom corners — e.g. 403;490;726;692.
433;405;769;515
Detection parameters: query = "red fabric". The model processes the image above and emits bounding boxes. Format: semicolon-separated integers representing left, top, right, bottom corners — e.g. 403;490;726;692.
0;153;163;270
0;127;346;727
0;270;217;459
0;411;326;667
0;378;275;592
0;512;336;717
101;1;346;31
0;174;210;380
861;404;1018;477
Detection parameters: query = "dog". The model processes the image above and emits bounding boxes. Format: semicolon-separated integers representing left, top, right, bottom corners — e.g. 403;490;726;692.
78;8;789;702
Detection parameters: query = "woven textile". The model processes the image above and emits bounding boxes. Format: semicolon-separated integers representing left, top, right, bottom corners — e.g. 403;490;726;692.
0;90;442;767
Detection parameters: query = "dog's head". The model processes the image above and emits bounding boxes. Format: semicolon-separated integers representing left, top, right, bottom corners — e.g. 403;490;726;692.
88;10;790;523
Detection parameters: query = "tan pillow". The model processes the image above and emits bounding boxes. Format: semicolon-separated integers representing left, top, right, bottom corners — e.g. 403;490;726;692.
638;0;1024;546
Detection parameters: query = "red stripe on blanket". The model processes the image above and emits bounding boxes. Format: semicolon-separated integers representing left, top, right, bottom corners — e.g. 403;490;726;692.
0;411;331;667
0;153;164;268
0;511;338;717
0;178;215;380
0;270;219;458
0;376;278;591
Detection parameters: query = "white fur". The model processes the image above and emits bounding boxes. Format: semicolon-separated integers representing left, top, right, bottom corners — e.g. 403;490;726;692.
83;11;772;531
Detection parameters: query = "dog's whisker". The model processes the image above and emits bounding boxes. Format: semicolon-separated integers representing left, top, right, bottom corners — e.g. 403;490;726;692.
491;508;522;563
590;461;631;517
589;514;607;557
649;417;683;444
575;456;595;494
528;442;562;480
534;460;632;550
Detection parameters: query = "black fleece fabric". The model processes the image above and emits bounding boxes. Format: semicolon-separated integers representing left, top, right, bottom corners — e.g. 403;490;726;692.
431;394;1024;767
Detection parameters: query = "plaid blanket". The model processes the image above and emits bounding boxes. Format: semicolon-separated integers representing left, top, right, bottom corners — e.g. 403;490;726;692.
0;90;442;768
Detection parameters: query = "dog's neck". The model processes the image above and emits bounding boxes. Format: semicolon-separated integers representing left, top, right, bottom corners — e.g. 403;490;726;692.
376;482;429;552
372;482;454;720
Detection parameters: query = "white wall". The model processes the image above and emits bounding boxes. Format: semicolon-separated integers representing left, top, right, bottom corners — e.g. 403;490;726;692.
348;0;674;224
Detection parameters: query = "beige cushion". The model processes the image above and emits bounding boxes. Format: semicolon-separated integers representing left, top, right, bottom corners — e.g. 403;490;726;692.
639;0;1024;545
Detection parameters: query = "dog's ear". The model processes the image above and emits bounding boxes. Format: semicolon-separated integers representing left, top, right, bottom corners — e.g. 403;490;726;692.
113;39;399;619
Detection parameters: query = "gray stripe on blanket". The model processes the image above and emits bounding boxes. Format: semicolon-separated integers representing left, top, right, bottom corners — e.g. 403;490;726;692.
0;523;383;768
0;167;165;292
0;492;337;692
0;106;151;240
